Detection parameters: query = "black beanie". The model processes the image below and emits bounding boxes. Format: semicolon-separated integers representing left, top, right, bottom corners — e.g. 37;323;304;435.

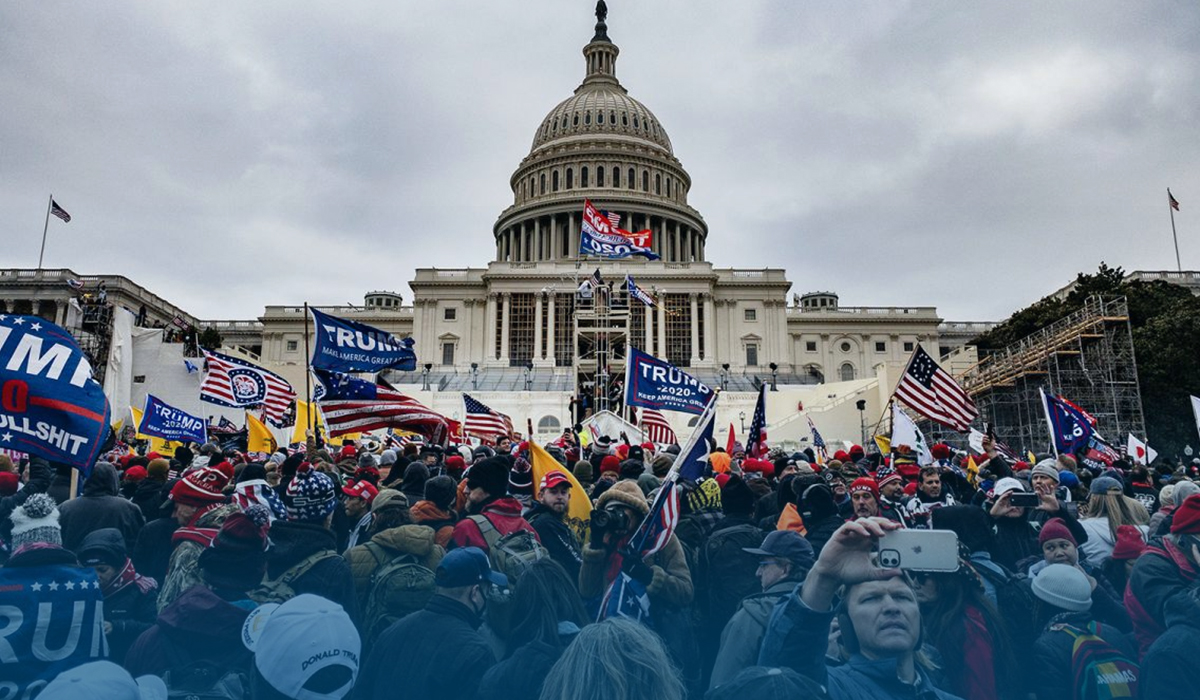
198;511;267;592
424;475;457;511
721;475;757;517
174;445;194;468
466;456;511;497
619;459;644;481
802;484;839;520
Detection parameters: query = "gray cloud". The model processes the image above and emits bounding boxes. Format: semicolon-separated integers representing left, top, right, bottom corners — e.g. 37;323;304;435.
2;1;1197;322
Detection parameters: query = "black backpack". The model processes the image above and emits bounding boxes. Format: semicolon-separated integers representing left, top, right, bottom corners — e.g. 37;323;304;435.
700;522;765;630
975;561;1039;648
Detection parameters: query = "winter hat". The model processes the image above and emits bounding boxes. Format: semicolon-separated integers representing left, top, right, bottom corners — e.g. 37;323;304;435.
1090;476;1123;496
211;461;236;482
10;493;62;550
242;594;360;700
38;661;167;700
1172;480;1200;505
466;456;511;497
379;449;398;467
599;455;622;475
1038;518;1077;547
1031;563;1092;612
423;475;457;511
284;464;337;522
627;445;644;463
651;452;674;478
573;460;594;483
1111;525;1147;560
732;441;745;456
146;458;171;481
1171;495;1200;535
720;475;757;516
930;443;952;461
802;484;839;521
993;477;1025;498
1059;470;1080;489
1031;459;1061;483
902;481;918;498
444;455;466;476
199;511;268;591
594;435;613;452
875;465;902;488
1159;484;1177;509
597;479;651;517
618;459;644;481
849;477;879;500
0;472;18;496
370;489;408;514
714;473;731;489
77;528;128;568
849;444;865;460
709;452;732;475
357;452;378;469
169;467;229;507
123;466;148;482
683;478;722;514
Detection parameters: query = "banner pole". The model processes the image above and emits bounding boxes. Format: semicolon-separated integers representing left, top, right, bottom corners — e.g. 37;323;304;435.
1170;188;1182;273
304;302;313;434
37;194;53;270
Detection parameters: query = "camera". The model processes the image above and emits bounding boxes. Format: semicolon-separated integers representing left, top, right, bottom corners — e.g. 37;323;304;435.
591;504;632;536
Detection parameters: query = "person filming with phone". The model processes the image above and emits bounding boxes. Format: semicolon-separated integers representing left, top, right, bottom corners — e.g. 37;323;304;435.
758;517;964;699
987;474;1088;572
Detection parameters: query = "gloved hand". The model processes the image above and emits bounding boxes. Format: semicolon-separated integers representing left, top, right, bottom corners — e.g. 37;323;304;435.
588;521;606;549
620;547;653;585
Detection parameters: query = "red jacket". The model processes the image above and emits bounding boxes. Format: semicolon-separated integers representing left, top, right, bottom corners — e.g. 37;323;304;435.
451;498;538;551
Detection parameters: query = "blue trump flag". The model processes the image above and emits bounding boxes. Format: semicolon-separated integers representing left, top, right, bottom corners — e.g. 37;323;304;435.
140;394;207;443
309;307;417;374
0;315;111;473
1040;388;1093;454
312;368;381;401
623;347;714;415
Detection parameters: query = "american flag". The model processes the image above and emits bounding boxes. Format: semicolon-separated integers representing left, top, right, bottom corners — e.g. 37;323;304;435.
807;415;828;463
893;345;978;433
747;384;768;458
200;350;296;428
318;374;449;440
50;198;71;223
640;407;677;444
463;393;513;442
1169;189;1181;211
598;478;680;622
589;268;603;288
603;210;621;229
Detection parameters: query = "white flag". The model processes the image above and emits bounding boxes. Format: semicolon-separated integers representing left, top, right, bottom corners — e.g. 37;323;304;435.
1126;433;1158;466
968;428;986;454
1191;395;1200;441
892;403;933;466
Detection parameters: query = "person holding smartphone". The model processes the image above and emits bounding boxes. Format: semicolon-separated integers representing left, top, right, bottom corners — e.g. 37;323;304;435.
988;477;1088;572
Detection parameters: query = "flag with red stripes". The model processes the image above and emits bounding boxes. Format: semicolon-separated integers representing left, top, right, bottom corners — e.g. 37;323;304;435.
640;407;677;444
1169;189;1181;211
199;350;296;428
893;345;978;432
463;393;513;442
50;199;71;223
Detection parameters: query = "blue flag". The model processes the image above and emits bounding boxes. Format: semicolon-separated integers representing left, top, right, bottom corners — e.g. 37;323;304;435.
0;564;106;694
140;394;207;443
309;307;417;373
1040;388;1093;454
0;315;111;473
674;400;716;482
625;275;655;307
623;347;714;416
312;368;383;401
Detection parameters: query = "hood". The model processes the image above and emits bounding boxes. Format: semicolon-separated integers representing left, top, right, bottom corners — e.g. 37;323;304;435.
369;524;437;557
159;584;251;641
77;528;127;564
83;462;119;497
400;463;430;496
482;497;526;517
267;519;336;574
133;479;165;499
410;500;453;523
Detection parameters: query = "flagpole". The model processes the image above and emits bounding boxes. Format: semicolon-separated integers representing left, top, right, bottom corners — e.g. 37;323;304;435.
1170;188;1181;273
37;194;53;270
1037;387;1060;459
304;302;313;434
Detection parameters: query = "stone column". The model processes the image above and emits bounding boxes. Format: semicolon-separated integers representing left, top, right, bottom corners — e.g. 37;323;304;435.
486;294;498;360
500;293;511;364
703;293;715;362
644;303;654;354
533;293;544;360
657;296;668;359
547;293;557;365
689;293;700;365
549;215;558;260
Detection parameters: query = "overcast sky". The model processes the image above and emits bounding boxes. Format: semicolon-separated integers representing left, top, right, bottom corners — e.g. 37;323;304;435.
2;1;1197;323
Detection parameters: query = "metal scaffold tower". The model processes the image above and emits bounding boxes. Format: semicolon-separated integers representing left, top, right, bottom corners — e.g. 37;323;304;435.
959;295;1145;453
74;300;114;385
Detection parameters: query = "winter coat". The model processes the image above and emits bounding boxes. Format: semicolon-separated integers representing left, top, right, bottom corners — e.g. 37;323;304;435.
77;528;159;663
266;519;357;618
125;584;253;677
1078;518;1149;568
475;627;579;700
1030;611;1138;700
58;462;145;552
804;515;843;557
450;498;539;552
989;502;1088;572
410;500;456;548
578;534;694;607
344;524;443;617
710;577;801;689
1027;558;1133;633
130;479;169;522
132;516;178;585
1126;537;1198;656
47;463;74;504
526;502;583;585
358;594;497;700
157;503;238;612
1140;588;1200;699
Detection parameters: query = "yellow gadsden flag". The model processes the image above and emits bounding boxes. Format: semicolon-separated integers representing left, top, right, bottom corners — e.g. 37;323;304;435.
247;412;278;454
529;441;593;543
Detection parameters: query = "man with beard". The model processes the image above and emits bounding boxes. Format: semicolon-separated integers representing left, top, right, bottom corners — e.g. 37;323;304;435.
848;478;882;519
904;466;956;528
874;467;908;525
525;471;582;584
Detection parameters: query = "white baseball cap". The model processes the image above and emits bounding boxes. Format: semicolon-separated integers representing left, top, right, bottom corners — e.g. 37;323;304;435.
241;594;361;700
39;661;167;700
994;477;1026;497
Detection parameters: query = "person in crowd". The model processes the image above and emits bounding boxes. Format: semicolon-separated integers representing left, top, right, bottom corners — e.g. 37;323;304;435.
0;455;51;539
708;666;831;700
1140;584;1200;699
757;517;963;699
1128;494;1200;655
477;559;589;700
987;476;1087;571
1079;476;1150;567
343;492;442;619
411;475;458;547
38;661;167;700
76;527;159;663
1027;517;1130;630
1149;480;1200;536
903;466;956;528
58;461;145;552
821;470;850;512
1028;564;1139;700
231;462;288;522
6;493;78;568
265;463;357;614
341;479;378;552
127;511;266;676
358;547;505;700
399;461;431;504
799;483;842;555
537;617;685;700
241;593;361;700
874;466;909;525
118;464;146;499
710;530;814;689
131;457;171;521
526;470;583;584
1099;524;1145;595
157;467;237;611
847;478;882;519
452;456;539;553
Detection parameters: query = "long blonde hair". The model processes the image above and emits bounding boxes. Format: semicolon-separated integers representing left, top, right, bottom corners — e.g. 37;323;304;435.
537;618;683;700
1085;492;1146;539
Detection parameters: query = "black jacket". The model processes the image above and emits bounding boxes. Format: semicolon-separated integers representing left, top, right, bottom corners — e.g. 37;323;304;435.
990;502;1087;572
132;516;179;584
1030;611;1138;700
78;528;159;663
475;631;577;700
131;479;169;522
58;462;145;552
1141;586;1200;700
359;594;496;700
266;520;357;618
526;502;582;585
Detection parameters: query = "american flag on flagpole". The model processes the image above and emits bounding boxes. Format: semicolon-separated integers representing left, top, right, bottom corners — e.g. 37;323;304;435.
640;407;677;444
892;345;979;432
1169;189;1181;211
598;477;680;621
806;415;828;463
200;350;297;428
50;198;71;223
463;393;513;442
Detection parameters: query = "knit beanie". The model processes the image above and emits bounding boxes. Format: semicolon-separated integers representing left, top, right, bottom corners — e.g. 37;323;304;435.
169;467;230;507
1031;563;1092;612
1171;494;1200;535
198;511;268;591
599;455;622;476
875;465;902;488
466;456;511;498
573;460;594;484
10;494;62;550
683;478;722;514
651;453;675;478
1031;459;1060;483
1172;480;1200;506
380;449;398;467
720;475;757;517
0;472;17;497
849;478;879;500
424;475;457;511
1160;484;1177;509
1111;525;1147;560
357;452;378;469
174;445;194;468
596;480;650;517
508;462;534;500
371;489;409;514
619;459;644;481
147;458;171;481
284;464;337;522
1038;518;1077;547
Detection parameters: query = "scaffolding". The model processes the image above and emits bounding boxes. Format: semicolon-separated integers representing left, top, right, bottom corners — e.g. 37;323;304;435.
956;295;1144;454
574;287;630;416
74;300;114;385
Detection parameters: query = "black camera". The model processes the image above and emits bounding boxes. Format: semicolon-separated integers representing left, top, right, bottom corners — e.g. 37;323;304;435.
591;504;632;536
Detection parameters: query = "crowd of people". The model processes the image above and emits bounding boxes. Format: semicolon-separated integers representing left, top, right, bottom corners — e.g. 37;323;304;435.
3;425;1200;700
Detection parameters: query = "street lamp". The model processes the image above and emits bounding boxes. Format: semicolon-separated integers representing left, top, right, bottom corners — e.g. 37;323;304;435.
524;361;533;391
721;363;730;391
769;362;778;392
739;410;746;433
856;399;868;447
470;362;479;390
421;362;432;391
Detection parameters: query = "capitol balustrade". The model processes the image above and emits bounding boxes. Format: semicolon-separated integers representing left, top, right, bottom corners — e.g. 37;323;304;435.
787;305;940;318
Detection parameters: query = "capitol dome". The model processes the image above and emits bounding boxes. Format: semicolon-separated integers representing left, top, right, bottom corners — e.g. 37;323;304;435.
493;5;707;264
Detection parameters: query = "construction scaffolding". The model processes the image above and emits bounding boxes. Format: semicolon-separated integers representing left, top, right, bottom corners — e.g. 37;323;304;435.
574;288;630;416
957;295;1144;454
74;300;114;385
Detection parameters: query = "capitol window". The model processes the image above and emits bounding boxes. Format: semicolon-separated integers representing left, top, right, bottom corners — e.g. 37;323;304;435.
746;344;759;367
444;308;457;321
875;341;886;353
744;308;757;322
612;167;620;187
610;111;616;124
285;340;298;352
642;171;649;192
904;341;915;352
596;167;604;187
566;168;574;189
442;342;455;366
581;167;589;187
622;112;628;126
628;168;635;190
552;171;560;191
840;341;851;353
655;173;662;195
633;115;640;128
585;112;591;125
806;341;817;352
538;415;561;432
540;174;546;194
597;112;604;124
573;114;579;126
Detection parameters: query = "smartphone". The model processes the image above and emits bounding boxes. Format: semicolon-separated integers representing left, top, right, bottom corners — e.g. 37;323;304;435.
1009;492;1041;508
876;530;960;572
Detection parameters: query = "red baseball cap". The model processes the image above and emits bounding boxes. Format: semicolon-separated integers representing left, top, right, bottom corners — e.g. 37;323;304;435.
342;480;378;502
539;471;571;491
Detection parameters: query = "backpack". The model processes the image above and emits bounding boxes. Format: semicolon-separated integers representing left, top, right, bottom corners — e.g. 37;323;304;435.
975;561;1039;649
467;514;548;585
1053;620;1140;700
247;550;340;605
361;542;436;647
700;523;765;630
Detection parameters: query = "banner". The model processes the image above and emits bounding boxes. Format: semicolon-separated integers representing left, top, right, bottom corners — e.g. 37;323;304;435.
623;347;714;415
625;275;656;307
139;394;207;444
247;411;277;454
1079;434;1120;472
130;406;179;457
1040;388;1094;454
0;564;106;696
309;307;417;374
891;404;932;466
578;200;660;260
0;315;111;473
